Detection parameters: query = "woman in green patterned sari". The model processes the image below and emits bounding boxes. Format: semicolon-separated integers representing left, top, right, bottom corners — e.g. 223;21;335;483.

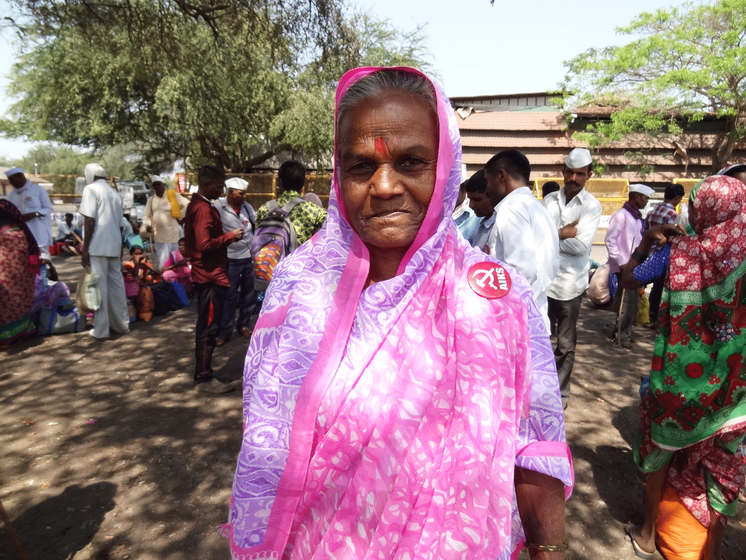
621;175;746;560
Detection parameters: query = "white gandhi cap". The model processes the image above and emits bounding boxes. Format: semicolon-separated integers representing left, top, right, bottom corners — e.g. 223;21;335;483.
225;177;249;192
565;148;592;169
151;174;165;184
628;184;655;197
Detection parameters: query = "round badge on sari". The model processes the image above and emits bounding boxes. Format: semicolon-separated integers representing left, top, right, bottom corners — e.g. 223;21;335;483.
468;262;511;299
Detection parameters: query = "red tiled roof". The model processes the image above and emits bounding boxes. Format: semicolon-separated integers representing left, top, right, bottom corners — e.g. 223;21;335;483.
462;153;568;165
455;111;566;131
460;134;574;149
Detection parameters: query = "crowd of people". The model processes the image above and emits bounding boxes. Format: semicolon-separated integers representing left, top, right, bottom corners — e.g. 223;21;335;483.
3;65;746;560
0;161;328;392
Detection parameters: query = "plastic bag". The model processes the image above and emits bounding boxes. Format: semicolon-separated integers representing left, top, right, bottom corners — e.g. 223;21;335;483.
126;297;138;323
169;280;190;308
636;292;650;325
656;481;709;560
586;263;611;305
76;267;101;314
38;307;87;335
124;275;141;297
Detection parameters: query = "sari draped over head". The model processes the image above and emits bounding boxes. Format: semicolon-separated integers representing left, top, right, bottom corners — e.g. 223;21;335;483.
0;200;39;344
226;67;572;560
646;175;746;450
636;175;746;525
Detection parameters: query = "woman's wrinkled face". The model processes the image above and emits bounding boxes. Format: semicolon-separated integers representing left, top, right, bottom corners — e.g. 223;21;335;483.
337;90;438;252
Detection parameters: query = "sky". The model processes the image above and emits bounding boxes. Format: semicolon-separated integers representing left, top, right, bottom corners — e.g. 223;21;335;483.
0;0;694;160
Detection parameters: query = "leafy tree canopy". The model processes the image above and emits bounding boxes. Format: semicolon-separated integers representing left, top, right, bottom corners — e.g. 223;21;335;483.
4;143;139;179
23;143;138;178
563;0;746;172
1;0;431;173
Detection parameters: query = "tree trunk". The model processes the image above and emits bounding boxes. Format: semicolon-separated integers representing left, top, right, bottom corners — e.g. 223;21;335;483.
197;136;233;171
712;115;738;173
241;150;278;170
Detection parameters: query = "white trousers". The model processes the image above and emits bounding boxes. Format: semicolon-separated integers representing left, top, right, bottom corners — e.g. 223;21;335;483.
90;255;129;338
155;242;178;268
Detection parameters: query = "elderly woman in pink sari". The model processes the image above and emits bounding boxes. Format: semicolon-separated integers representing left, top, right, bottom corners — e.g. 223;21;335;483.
226;67;573;560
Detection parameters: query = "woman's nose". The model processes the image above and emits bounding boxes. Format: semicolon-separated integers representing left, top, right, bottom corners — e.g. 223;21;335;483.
370;166;402;199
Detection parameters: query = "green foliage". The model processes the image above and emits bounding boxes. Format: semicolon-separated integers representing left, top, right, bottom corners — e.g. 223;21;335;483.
622;151;657;180
13;144;88;175
7;143;139;179
563;0;746;172
1;0;431;172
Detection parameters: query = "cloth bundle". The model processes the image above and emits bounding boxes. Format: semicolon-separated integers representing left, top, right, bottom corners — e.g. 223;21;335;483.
166;190;182;220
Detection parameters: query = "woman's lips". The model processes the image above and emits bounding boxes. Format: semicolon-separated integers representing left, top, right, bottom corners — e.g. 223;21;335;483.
368;209;409;219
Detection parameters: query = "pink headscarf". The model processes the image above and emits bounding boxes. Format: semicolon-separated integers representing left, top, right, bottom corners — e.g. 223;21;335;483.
226;67;572;560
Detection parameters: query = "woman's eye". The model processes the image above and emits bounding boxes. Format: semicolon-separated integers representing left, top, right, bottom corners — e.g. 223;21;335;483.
347;161;375;175
399;158;425;169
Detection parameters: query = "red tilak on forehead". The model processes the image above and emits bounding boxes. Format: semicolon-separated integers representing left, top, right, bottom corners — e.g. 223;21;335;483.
374;136;387;155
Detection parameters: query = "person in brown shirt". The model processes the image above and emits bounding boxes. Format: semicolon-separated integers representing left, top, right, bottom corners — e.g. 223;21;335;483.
184;165;244;393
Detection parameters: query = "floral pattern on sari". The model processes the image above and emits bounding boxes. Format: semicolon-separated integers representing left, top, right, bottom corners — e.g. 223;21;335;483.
647;176;746;449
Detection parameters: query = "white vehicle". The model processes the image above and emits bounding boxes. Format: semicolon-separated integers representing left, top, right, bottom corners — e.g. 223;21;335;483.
117;181;151;222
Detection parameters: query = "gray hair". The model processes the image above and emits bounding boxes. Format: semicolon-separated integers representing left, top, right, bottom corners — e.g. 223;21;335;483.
336;69;437;136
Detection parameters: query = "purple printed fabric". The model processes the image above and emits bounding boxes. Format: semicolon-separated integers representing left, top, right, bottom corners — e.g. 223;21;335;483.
226;67;572;560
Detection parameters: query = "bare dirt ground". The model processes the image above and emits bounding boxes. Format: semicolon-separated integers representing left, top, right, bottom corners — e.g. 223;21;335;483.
2;253;746;560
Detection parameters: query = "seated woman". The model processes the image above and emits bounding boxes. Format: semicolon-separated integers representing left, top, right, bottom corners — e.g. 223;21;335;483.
225;68;572;560
123;245;160;321
622;175;746;560
161;237;192;293
0;200;39;347
123;245;161;285
31;258;73;321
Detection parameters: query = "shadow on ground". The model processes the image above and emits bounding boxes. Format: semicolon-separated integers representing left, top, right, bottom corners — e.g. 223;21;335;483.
0;254;249;560
3;256;746;559
0;482;116;560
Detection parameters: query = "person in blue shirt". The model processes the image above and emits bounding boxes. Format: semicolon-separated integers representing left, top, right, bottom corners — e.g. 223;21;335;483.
452;178;481;244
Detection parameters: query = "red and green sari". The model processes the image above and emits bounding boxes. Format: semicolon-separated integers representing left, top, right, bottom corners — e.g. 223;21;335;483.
636;175;746;525
0;200;39;347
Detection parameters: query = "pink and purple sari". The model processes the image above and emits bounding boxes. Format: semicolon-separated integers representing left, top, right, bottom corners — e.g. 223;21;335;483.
226;67;573;560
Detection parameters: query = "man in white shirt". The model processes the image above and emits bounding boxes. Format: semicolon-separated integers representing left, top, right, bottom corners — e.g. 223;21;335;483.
6;167;54;254
484;150;559;331
142;174;189;267
463;170;495;254
79;163;129;340
55;212;82;254
543;148;603;407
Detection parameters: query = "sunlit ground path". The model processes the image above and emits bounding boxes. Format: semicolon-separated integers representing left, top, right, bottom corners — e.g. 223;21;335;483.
1;251;746;559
